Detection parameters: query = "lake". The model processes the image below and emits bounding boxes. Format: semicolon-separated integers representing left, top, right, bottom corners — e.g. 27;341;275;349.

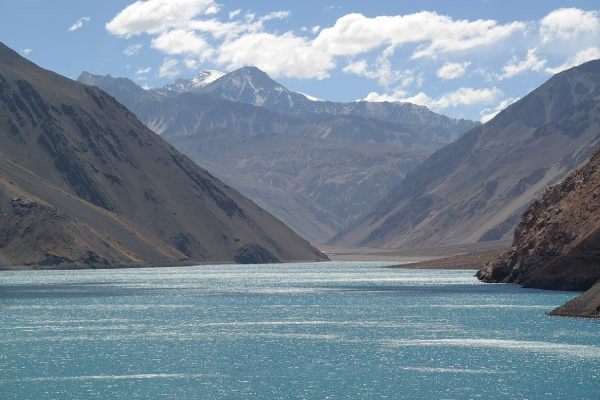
1;262;598;399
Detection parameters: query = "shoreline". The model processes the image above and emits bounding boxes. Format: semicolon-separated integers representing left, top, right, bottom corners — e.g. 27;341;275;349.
386;248;507;270
0;240;512;271
0;258;331;271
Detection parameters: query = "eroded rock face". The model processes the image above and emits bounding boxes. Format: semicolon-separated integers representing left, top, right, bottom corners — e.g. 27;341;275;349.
477;146;600;317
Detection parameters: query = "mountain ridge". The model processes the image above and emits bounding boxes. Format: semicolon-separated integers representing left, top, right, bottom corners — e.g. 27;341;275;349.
196;66;478;143
0;41;326;267
333;59;600;249
78;68;477;242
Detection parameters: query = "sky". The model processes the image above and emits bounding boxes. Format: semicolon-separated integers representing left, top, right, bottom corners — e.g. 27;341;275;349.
1;0;600;122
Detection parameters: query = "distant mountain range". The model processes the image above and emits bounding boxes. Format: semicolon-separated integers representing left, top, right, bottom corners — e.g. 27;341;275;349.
79;67;477;241
333;59;600;250
0;42;326;267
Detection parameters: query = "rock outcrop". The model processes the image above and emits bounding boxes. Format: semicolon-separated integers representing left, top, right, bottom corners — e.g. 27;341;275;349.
549;281;600;318
477;146;600;318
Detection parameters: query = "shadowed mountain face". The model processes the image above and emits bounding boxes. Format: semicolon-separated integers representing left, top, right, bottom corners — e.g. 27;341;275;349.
477;146;600;318
0;42;327;268
333;60;600;249
78;69;477;242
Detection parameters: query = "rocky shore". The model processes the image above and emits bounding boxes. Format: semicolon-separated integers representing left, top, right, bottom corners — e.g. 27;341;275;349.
477;147;600;318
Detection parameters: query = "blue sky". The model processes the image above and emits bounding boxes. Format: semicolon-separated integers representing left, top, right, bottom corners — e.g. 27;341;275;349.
1;0;599;121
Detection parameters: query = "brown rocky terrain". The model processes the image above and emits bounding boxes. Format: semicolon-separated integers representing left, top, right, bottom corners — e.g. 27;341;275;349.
391;248;507;270
0;42;327;268
549;281;600;318
333;59;600;250
477;146;600;318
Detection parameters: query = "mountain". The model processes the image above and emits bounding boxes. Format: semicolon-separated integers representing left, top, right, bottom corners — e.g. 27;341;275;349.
477;145;600;318
199;66;306;109
199;66;477;145
155;70;224;96
333;59;600;249
0;42;326;268
78;69;476;242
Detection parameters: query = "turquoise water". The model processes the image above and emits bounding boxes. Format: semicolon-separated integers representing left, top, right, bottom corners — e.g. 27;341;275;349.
0;262;598;399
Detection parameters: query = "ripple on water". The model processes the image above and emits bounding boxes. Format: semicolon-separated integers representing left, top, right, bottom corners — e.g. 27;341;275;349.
0;262;598;399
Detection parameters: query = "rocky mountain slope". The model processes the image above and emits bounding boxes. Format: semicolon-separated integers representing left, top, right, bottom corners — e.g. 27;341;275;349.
79;69;476;241
333;59;600;249
0;42;326;268
477;145;600;318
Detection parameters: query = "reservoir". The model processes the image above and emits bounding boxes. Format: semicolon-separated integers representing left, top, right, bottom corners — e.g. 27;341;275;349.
1;262;598;399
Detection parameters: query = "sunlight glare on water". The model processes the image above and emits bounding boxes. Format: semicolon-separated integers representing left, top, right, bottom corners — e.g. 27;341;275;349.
0;262;598;399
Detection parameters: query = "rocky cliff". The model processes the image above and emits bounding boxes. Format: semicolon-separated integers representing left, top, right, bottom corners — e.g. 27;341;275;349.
477;146;600;318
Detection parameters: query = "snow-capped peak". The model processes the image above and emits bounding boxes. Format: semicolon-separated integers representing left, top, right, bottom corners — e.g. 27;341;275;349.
294;91;322;102
157;69;225;95
190;70;225;88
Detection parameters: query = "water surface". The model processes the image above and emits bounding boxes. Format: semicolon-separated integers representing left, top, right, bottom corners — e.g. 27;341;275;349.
1;262;598;399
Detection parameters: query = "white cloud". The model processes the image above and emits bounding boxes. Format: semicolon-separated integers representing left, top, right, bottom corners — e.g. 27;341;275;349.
546;47;600;74
151;29;210;57
399;92;433;106
107;5;526;81
502;48;547;78
184;58;198;69
313;12;524;59
363;90;407;103
262;10;291;21
106;0;219;37
204;4;220;15
432;87;502;109
343;53;417;89
188;11;290;41
123;43;143;56
217;32;334;79
189;19;247;39
540;8;599;43
135;67;152;75
436;62;470;80
159;58;180;77
364;87;501;110
343;60;368;75
480;97;520;123
21;48;32;55
364;87;502;110
209;11;522;79
68;17;90;32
